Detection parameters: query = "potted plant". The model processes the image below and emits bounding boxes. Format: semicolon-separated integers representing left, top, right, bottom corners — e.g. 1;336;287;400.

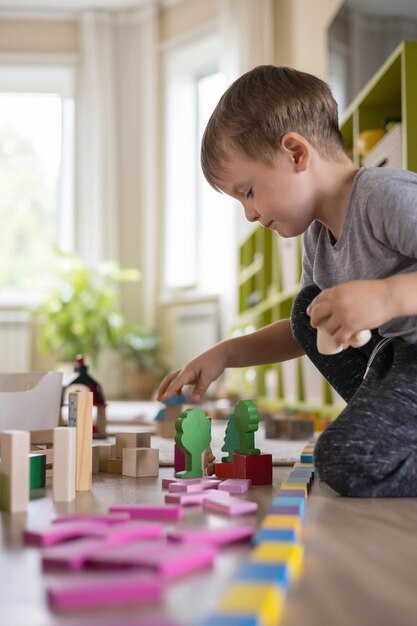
117;325;168;400
34;248;140;367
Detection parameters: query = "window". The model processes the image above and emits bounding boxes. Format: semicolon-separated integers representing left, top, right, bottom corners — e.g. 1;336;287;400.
162;35;233;293
0;62;75;305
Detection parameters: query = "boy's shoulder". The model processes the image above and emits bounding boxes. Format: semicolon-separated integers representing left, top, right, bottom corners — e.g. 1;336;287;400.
356;166;417;192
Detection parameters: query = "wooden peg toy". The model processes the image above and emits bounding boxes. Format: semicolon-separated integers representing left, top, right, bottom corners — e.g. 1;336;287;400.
234;400;260;456
175;408;211;478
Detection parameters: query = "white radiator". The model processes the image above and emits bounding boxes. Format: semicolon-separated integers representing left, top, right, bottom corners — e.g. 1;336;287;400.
0;312;31;372
168;300;221;371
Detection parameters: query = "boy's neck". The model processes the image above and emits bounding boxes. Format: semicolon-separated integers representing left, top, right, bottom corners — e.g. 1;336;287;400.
313;156;359;242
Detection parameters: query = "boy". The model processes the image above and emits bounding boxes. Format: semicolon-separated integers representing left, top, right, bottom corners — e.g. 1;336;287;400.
157;65;417;498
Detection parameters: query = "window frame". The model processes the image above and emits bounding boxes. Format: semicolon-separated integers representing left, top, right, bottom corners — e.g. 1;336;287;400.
0;53;76;307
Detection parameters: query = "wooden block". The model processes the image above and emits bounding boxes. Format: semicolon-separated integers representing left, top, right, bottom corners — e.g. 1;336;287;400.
261;514;302;533
87;540;216;580
30;429;54;445
53;427;76;502
214;462;234;479
267;504;304;517
109;503;182;521
70;391;93;491
253;528;298;544
200;615;257;626
233;453;272;485
92;446;100;474
165;404;184;422
203;493;257;517
122;447;159;478
280;482;308;496
106;457;123;474
0;430;30;512
115;432;152;458
234;562;289;587
97;444;116;472
250;542;304;582
286;474;312;492
52;513;131;525
24;520;105;546
167;525;254;546
218;479;251;494
218;582;285;626
43;538;112;571
276;488;306;499
271;496;305;514
165;491;207;506
156;420;177;438
174;444;185;472
29;452;46;490
47;571;163;611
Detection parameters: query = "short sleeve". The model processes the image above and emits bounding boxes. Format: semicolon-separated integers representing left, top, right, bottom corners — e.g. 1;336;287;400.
367;174;417;260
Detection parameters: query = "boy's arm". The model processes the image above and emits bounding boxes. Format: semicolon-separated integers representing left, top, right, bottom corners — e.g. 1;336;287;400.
157;318;304;402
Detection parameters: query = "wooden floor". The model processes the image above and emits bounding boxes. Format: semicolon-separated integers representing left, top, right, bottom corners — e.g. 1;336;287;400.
1;466;417;625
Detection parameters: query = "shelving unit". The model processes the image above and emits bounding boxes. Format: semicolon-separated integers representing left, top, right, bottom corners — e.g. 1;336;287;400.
230;40;417;417
340;40;417;172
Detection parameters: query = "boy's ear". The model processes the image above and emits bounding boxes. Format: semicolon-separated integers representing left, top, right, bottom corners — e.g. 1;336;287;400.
280;132;311;171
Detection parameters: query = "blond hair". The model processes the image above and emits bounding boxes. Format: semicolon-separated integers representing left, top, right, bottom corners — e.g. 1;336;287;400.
201;65;347;189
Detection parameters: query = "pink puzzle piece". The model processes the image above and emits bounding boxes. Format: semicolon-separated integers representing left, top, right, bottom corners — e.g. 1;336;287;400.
165;491;207;506
88;540;216;580
218;479;251;494
42;538;112;571
167;525;254;546
47;571;163;611
108;504;183;521
168;481;219;494
24;521;105;547
93;520;163;544
203;494;258;517
52;513;131;525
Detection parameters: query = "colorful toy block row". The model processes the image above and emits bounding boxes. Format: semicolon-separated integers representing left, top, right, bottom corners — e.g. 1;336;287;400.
198;444;315;625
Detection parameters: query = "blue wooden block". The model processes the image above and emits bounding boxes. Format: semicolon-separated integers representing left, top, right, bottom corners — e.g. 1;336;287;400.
285;476;311;493
267;504;304;518
300;452;314;463
199;614;258;626
253;528;298;544
234;561;290;588
276;488;306;499
271;496;305;515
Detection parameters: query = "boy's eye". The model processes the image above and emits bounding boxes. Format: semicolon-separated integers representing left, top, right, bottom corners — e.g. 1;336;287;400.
245;188;253;200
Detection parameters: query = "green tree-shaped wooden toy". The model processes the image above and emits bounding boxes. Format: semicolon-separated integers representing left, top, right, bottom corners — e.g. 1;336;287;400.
175;408;211;478
234;399;261;456
221;414;240;462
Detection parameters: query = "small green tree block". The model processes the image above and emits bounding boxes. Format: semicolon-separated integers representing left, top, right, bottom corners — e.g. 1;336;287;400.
221;414;240;463
29;453;46;490
175;408;211;478
234;399;261;456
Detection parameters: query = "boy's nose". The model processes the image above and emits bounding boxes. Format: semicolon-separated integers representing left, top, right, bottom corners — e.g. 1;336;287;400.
244;204;260;223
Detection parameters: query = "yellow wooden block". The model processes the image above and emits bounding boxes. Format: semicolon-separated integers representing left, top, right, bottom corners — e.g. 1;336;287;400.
280;482;308;495
250;542;304;581
218;582;285;626
293;462;314;468
261;514;302;533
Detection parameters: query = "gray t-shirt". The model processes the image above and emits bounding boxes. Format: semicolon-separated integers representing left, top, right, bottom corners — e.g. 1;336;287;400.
301;167;417;343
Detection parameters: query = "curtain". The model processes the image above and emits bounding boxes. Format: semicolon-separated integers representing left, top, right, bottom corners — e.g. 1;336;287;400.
219;0;274;241
220;0;273;82
76;11;118;266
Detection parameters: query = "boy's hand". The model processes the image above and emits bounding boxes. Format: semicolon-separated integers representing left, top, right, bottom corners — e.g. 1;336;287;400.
307;280;393;349
156;344;228;403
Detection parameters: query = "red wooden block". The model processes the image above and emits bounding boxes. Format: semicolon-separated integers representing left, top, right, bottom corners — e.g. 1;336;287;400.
174;444;185;473
233;453;272;485
214;462;234;479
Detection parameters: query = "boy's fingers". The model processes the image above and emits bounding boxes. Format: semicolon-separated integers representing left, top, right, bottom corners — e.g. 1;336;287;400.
156;371;181;400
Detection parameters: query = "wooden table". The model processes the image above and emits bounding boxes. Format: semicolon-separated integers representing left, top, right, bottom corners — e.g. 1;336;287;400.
1;466;417;626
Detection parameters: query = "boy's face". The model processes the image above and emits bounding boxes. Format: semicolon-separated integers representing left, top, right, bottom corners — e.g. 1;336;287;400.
216;145;316;238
